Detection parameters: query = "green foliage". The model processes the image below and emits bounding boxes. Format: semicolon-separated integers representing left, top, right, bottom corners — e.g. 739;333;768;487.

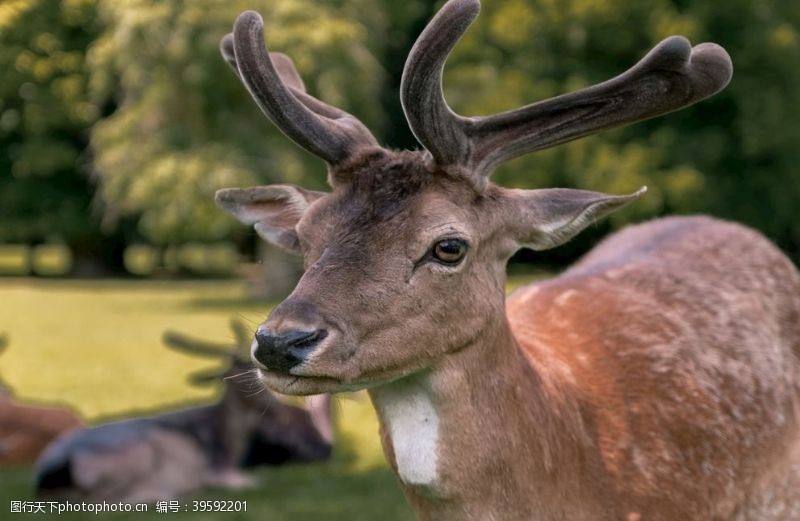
0;0;101;245
89;0;383;244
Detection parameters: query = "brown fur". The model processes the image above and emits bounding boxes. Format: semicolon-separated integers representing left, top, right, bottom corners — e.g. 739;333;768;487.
0;397;82;465
370;216;800;521
500;216;799;520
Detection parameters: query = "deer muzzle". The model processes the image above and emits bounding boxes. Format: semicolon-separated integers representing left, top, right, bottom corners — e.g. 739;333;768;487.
253;327;328;373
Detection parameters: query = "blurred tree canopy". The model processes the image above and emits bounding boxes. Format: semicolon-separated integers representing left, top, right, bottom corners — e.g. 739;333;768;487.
89;0;383;245
0;0;125;270
2;0;800;266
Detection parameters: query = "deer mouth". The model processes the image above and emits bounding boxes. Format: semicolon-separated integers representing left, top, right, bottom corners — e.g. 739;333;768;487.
256;369;364;395
256;349;429;396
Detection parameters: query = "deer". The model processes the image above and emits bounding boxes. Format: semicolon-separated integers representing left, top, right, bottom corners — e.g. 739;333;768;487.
35;320;333;502
0;335;84;465
213;0;800;519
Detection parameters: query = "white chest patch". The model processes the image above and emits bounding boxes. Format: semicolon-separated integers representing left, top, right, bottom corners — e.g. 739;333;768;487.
377;381;440;488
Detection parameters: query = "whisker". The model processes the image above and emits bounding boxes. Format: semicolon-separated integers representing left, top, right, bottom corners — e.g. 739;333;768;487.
235;313;261;326
223;370;254;381
246;387;266;399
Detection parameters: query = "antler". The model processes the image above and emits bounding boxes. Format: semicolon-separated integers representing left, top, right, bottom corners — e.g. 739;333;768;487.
221;12;378;164
164;319;255;362
401;0;733;187
163;331;232;358
229;318;249;347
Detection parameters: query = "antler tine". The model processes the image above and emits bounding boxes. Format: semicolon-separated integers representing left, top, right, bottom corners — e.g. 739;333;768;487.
402;0;733;185
162;331;232;358
219;33;239;76
223;34;308;93
222;33;344;118
231;11;377;164
400;0;478;168
467;36;733;176
223;36;349;122
268;53;307;92
229;317;253;358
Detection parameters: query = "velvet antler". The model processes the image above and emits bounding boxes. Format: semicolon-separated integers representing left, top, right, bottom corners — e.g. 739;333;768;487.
221;12;377;164
401;0;733;188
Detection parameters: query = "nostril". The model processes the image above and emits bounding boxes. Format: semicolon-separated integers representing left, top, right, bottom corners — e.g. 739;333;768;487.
252;328;327;373
283;329;327;349
285;329;327;360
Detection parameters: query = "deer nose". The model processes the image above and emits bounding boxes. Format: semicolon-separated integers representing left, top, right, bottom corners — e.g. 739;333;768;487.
253;327;327;373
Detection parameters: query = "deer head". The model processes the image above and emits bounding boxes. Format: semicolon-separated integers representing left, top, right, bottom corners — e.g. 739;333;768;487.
216;0;732;395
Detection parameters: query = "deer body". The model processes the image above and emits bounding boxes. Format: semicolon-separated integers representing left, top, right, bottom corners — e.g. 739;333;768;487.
36;381;333;502
36;324;333;502
210;0;800;518
373;216;800;520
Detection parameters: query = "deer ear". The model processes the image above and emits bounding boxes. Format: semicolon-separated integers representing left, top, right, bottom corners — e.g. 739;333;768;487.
508;187;647;251
215;184;326;253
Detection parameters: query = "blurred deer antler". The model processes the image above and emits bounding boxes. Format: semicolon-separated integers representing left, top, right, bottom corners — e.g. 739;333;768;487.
162;331;231;358
163;319;254;361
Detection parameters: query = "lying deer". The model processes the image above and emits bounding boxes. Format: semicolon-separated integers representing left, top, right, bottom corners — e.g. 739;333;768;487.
36;320;332;502
215;0;800;519
0;336;83;465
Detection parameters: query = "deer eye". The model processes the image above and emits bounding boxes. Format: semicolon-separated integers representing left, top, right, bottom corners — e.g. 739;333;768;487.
432;238;468;265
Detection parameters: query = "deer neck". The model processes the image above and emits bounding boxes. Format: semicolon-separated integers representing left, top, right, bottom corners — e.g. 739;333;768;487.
369;316;591;519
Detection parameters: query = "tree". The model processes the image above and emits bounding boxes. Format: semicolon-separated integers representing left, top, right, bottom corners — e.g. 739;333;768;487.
89;0;384;246
0;0;126;273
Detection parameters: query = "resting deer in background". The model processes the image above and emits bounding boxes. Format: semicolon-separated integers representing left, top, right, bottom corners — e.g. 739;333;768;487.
36;320;332;502
0;336;84;465
214;0;800;519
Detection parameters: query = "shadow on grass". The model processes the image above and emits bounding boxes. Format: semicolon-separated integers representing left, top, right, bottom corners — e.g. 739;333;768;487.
0;463;414;521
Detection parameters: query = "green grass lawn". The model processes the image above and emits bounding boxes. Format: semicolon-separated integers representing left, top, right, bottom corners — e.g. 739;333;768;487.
0;274;543;519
